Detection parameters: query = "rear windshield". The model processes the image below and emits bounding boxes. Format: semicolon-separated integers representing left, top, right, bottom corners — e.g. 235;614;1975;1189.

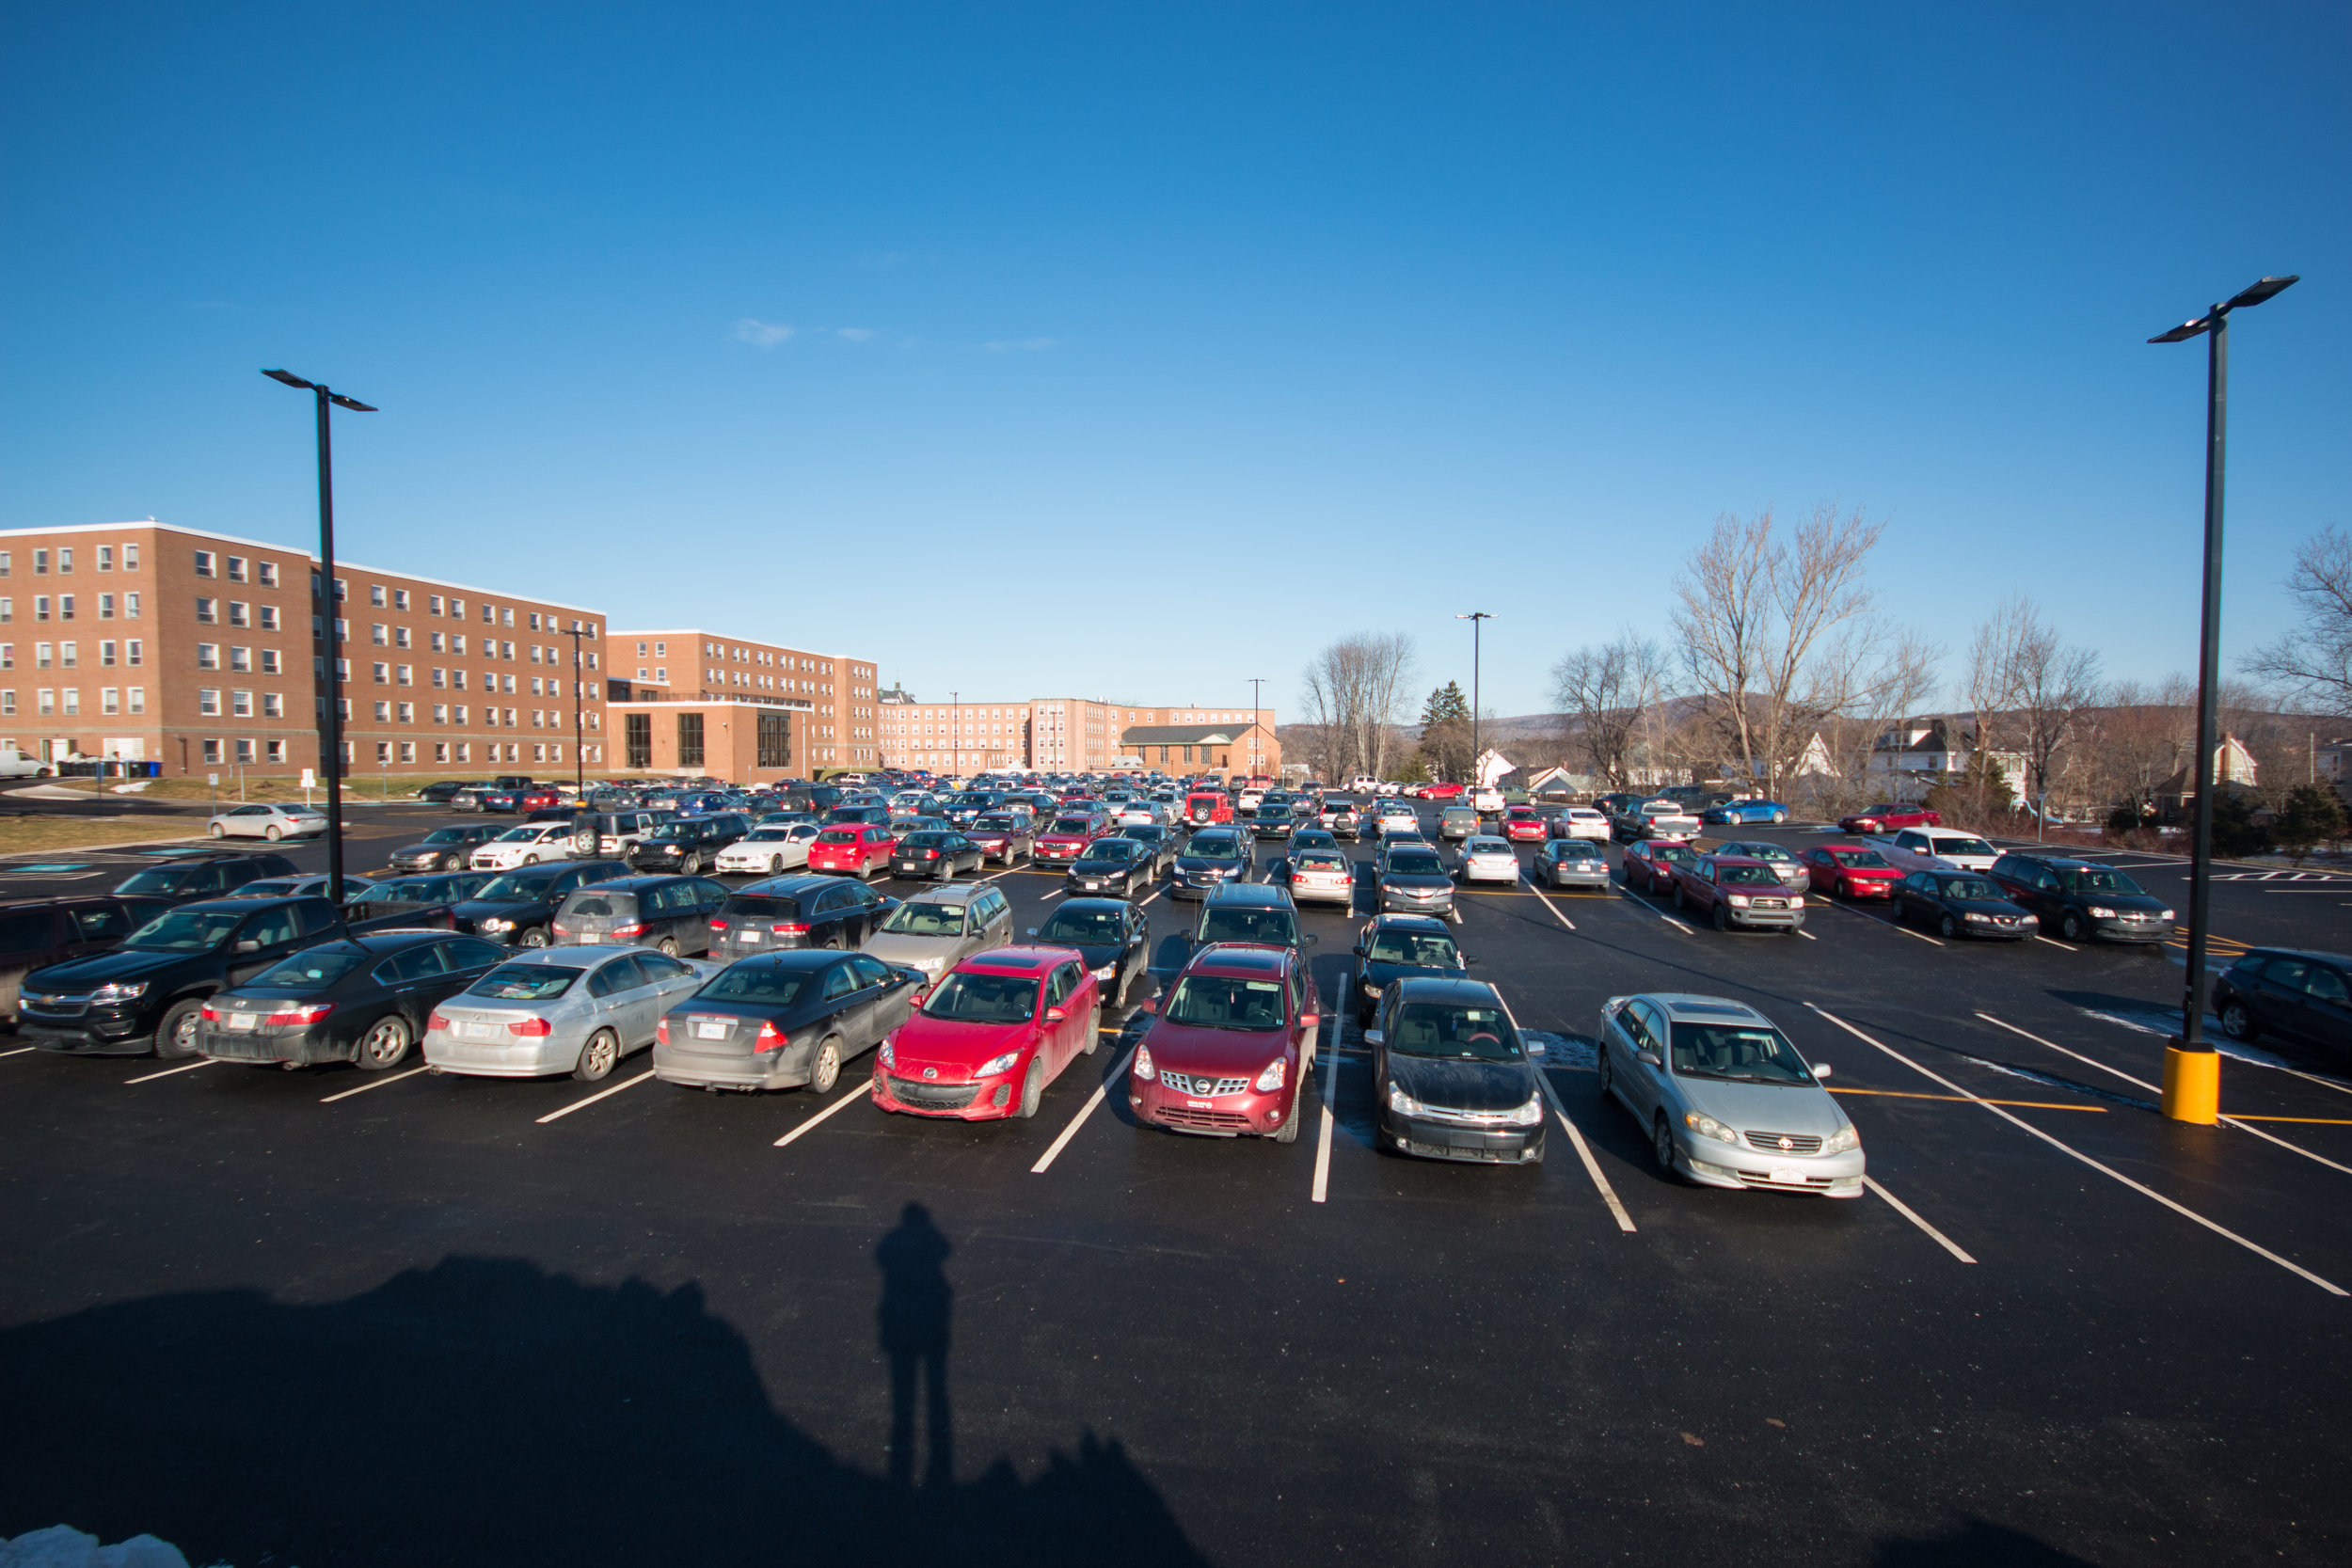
469;964;582;1002
116;866;221;895
473;870;562;901
1550;841;1600;858
698;968;810;1006
249;949;367;990
1293;853;1349;872
563;894;636;918
881;902;966;937
923;972;1038;1023
817;830;861;844
723;895;803;919
900;832;956;848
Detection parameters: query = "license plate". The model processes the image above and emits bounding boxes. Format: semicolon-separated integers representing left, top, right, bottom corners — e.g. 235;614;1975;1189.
464;1021;502;1039
1082;881;1100;890
1769;1167;1805;1184
738;929;760;942
694;1021;730;1040
229;1012;258;1032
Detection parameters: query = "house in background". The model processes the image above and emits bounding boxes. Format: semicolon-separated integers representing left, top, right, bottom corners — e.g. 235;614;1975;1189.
1869;719;2027;800
2156;735;2262;817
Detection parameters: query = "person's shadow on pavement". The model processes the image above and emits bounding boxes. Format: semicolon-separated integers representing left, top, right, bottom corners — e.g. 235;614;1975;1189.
876;1200;954;1489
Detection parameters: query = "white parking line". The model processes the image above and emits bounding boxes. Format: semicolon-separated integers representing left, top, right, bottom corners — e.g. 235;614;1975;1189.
536;1069;657;1124
0;1045;38;1058
2080;1008;2352;1100
1806;1003;2347;1296
1615;886;1691;935
2033;935;2074;950
1311;1051;1340;1202
122;1059;215;1085
1037;889;1061;901
1136;889;1163;909
319;1064;434;1103
1031;1047;1135;1173
773;1080;872;1148
1975;1011;2352;1180
1536;1072;1636;1233
1521;879;1576;931
1861;1175;1977;1262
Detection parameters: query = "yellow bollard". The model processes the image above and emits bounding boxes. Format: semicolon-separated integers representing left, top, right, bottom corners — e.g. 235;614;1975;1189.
2162;1044;2220;1124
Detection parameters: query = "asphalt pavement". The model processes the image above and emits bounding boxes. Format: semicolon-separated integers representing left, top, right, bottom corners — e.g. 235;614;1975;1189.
3;799;2350;1566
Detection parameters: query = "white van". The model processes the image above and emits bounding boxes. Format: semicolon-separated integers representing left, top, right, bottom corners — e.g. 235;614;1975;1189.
0;744;49;780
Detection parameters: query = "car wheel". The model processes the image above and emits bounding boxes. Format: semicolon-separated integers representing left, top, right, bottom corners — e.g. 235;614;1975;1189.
523;853;539;865
153;998;205;1060
264;825;283;841
517;927;550;949
771;855;786;874
441;852;464;871
356;1013;413;1070
203;821;226;837
681;852;702;875
1772;811;1788;824
573;1028;619;1083
1938;913;1960;940
2221;1001;2257;1041
1273;1087;1302;1143
809;1037;843;1095
1597;1047;1614;1101
1672;883;1685;908
2060;911;2087;942
657;936;679;958
1711;901;1728;932
1652;1116;1680;1177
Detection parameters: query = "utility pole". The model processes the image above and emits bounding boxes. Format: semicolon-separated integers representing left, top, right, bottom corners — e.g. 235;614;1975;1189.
1249;677;1263;782
1455;612;1494;791
567;624;587;798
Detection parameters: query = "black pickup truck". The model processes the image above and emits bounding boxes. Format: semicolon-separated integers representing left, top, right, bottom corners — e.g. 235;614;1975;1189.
15;894;453;1060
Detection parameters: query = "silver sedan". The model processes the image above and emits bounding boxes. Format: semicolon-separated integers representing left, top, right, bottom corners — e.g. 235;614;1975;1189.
422;944;718;1083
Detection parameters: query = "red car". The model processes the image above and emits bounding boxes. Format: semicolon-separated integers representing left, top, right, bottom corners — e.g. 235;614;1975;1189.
1415;783;1466;801
1622;840;1697;895
870;946;1102;1119
807;823;898;879
1837;801;1940;833
1034;811;1110;863
1802;843;1902;899
1130;942;1319;1141
516;787;562;812
1502;806;1548;843
1668;853;1807;933
1184;791;1234;827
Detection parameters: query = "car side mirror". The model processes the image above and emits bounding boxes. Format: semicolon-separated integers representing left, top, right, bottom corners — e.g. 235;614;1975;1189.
1043;1006;1067;1023
233;939;260;953
1812;1062;1833;1080
1301;932;1318;945
1362;1028;1383;1046
1636;1048;1663;1068
1025;927;1038;938
1350;944;1365;958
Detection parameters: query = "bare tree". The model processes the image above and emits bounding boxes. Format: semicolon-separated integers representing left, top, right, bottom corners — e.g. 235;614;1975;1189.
2085;675;2197;819
2245;526;2352;716
1965;595;2102;816
1672;501;1890;795
1299;632;1419;783
1549;631;1672;788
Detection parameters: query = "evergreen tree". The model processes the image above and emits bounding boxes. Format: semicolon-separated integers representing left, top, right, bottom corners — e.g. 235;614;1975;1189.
2273;784;2345;863
1417;682;1472;782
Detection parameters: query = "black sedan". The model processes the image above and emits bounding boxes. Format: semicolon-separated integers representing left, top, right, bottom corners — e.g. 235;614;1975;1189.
1114;824;1181;875
651;949;921;1094
1170;829;1254;899
1365;976;1544;1164
1248;804;1295;841
1064;837;1153;898
195;929;511;1069
1350;913;1471;1026
892;831;987;881
2213;947;2352;1055
1027;897;1153;1011
385;824;502;873
1892;870;2037;941
453;860;633;947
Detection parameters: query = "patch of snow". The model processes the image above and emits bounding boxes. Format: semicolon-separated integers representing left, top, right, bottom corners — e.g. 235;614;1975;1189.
1522;1029;1597;1070
0;1526;208;1568
109;781;151;793
2081;1006;2352;1087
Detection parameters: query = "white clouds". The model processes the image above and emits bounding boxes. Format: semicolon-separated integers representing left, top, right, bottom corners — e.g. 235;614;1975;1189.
730;318;795;348
982;338;1059;353
835;327;876;341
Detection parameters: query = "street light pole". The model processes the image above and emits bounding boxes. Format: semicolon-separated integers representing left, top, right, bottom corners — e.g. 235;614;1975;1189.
566;624;587;798
1249;677;1263;782
2147;274;2298;1125
262;370;376;905
1455;612;1494;789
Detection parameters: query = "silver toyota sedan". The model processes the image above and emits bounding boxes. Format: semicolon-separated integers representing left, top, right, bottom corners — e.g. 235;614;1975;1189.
422;944;717;1083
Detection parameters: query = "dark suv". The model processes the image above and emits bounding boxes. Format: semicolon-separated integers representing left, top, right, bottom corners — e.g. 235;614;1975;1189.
626;814;752;875
110;852;299;907
1986;853;2174;944
709;874;898;958
0;895;176;1028
550;875;732;957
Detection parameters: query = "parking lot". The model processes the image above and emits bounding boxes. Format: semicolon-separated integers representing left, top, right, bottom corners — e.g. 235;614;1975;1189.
4;797;2351;1565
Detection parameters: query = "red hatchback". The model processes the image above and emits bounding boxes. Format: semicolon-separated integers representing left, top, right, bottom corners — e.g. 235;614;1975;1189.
807;823;898;879
1130;943;1319;1141
1802;843;1902;899
871;947;1101;1120
1502;806;1547;843
1837;801;1940;833
1034;812;1108;864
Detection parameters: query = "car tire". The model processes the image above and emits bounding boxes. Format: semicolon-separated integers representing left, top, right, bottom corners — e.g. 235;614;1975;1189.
1772;811;1788;824
1015;1057;1044;1118
681;852;702;875
1938;913;1960;940
2060;911;2087;942
523;854;539;866
2221;1000;2257;1041
771;855;786;874
264;825;283;841
1711;901;1728;932
573;1028;619;1083
657;937;679;958
205;821;225;837
355;1014;413;1070
153;997;206;1060
809;1037;843;1095
1597;1047;1614;1102
1653;1116;1680;1177
1672;883;1685;909
1273;1090;1302;1143
517;927;550;949
442;852;463;871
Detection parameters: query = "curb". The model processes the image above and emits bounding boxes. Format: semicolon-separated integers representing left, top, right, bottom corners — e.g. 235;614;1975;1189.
0;832;209;859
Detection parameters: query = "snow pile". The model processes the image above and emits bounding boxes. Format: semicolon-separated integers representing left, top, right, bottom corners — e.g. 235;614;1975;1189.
1522;1029;1597;1069
0;1527;209;1568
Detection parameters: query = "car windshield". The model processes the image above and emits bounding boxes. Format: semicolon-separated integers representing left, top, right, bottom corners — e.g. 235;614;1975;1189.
1367;930;1460;966
472;871;558;901
1390;1001;1521;1061
493;826;543;842
2058;867;2145;895
1050;817;1093;834
1038;908;1122;943
1719;864;1780;886
1200;907;1298;946
742;828;792;842
1831;849;1891;868
250;948;368;990
881;902;966;937
115;866;219;895
698;967;810;1006
1936;836;1996;857
469;964;583;1002
1386;851;1443;876
1936;877;2003;900
1669;1022;1815;1084
1187;835;1243;860
421;829;473;845
1164;974;1286;1030
923;972;1038;1023
123;908;247;951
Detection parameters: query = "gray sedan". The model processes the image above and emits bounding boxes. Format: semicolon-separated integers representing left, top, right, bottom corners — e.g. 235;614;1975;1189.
1596;992;1864;1197
1531;838;1610;891
422;944;717;1083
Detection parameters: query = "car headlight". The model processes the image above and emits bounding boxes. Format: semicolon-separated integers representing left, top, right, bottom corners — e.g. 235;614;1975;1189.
1254;1057;1287;1093
1683;1110;1740;1145
89;981;150;1005
1387;1081;1424;1117
1504;1095;1543;1126
977;1049;1024;1077
916;956;946;974
1726;894;1749;907
1964;911;1990;922
878;1039;895;1068
1091;964;1118;980
1361;979;1381;997
480;917;511;933
1822;1123;1861;1154
2160;909;2176;921
1133;1044;1155;1082
2088;906;2116;919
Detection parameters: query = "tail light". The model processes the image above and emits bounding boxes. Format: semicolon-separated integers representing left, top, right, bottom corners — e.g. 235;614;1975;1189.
656;1016;669;1046
776;922;810;935
428;1012;450;1033
265;1003;335;1026
923;848;939;859
610;922;644;938
507;1017;553;1037
200;1005;220;1022
710;919;727;931
550;924;570;938
754;1020;785;1053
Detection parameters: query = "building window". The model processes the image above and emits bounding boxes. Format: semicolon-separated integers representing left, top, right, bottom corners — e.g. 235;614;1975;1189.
376;741;392;763
234;739;256;764
396;664;412;686
370;584;386;608
198;689;221;716
258;562;277;587
373;662;389;684
625;712;652;768
429;595;444;616
259;606;278;631
230;647;250;673
229;602;249;627
0;598;9;623
231;690;253;718
98;594;114;620
757;711;792;769
225;556;246;582
433;704;448;723
0;690;12;716
57;595;72;621
197;643;217;670
195;597;216;624
453;742;469;763
676;713;705;768
373;623;388;645
193;551;214;578
262;694;283;719
34;596;48;621
124;593;139;619
532;743;546;763
259;649;278;674
452;705;468;724
202;739;221;764
374;702;390;721
394;626;410;649
397;702;413;722
434;742;449;762
394;590;410;611
264;739;284;763
127;686;144;714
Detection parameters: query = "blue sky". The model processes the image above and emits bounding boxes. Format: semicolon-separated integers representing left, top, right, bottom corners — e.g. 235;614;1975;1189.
3;2;2345;721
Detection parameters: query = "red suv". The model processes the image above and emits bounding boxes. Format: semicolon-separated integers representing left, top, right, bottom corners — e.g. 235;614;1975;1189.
1837;801;1939;833
1670;853;1807;933
1130;942;1320;1141
1034;812;1110;864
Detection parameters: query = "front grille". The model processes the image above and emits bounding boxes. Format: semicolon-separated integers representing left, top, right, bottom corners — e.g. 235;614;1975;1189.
1750;897;1788;910
1407;1140;1524;1162
1740;1173;1836;1188
1743;1129;1823;1154
887;1075;979;1110
24;995;89;1017
1156;1105;1254;1131
1158;1071;1250;1097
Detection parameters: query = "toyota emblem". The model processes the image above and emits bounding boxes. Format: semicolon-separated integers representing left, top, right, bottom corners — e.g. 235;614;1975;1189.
1778;1135;1794;1150
922;1067;938;1080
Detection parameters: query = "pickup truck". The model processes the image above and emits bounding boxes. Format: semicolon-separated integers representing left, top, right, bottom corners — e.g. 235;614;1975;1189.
15;894;453;1059
1867;826;2001;873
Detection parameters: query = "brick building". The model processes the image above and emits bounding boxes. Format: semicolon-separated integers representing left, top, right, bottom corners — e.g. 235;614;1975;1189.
879;694;1279;778
605;627;881;780
0;522;610;779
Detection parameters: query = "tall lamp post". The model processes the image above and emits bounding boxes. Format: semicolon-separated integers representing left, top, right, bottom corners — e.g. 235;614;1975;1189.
564;623;588;798
1248;677;1264;782
262;369;376;904
1455;611;1494;790
951;690;959;779
2147;273;2299;1125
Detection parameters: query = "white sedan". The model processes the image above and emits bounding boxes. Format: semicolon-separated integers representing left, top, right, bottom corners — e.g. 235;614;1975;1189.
1553;808;1612;841
1457;836;1522;884
716;823;821;875
469;821;585;871
206;802;327;841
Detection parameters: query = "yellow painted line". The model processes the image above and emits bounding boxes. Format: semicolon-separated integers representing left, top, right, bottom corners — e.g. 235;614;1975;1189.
1828;1085;2105;1112
2224;1114;2352;1125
